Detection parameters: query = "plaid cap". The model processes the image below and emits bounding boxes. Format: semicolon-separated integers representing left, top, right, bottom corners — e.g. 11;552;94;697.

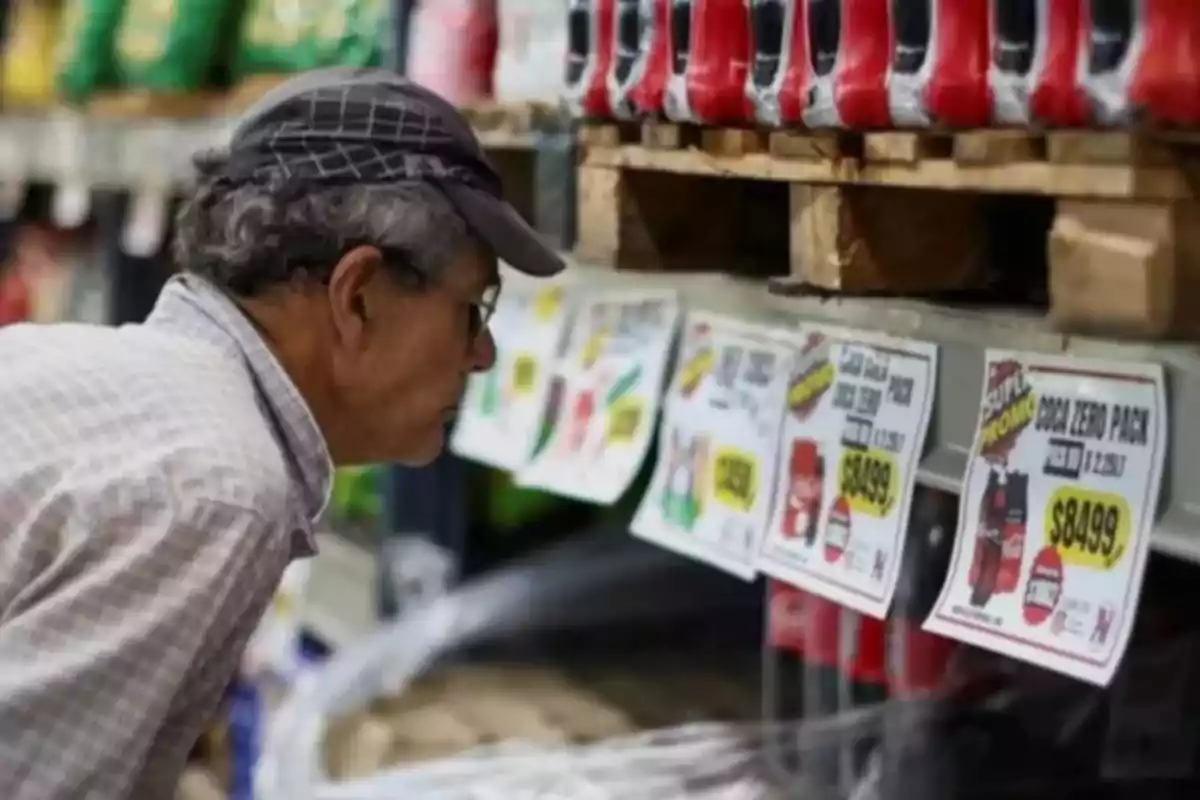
215;67;565;277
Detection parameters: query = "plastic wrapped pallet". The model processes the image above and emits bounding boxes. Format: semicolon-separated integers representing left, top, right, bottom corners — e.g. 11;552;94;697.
2;0;62;109
234;0;386;79
54;0;124;104
407;0;497;106
494;0;567;105
113;0;246;93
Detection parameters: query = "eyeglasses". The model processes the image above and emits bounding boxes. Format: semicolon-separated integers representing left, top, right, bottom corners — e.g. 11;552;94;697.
469;281;502;338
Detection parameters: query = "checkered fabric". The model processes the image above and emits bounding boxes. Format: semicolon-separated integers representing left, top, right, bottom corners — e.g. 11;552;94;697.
202;67;565;279
0;274;332;799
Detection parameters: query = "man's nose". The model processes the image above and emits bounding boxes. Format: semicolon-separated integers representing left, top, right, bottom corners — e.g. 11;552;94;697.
470;326;497;373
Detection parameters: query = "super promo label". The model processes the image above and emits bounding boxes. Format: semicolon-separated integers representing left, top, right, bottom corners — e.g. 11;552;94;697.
758;328;937;619
923;351;1166;686
631;313;790;580
516;290;680;504
451;286;571;471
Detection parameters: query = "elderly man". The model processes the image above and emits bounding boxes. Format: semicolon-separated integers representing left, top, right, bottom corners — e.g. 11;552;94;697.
0;69;564;799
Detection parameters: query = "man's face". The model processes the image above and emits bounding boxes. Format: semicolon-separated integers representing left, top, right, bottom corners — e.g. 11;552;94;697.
326;243;498;465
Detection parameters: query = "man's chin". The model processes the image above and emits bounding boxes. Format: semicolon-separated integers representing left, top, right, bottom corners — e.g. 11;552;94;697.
391;426;447;467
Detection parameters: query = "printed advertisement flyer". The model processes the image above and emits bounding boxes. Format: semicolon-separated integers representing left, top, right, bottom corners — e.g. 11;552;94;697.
517;290;681;504
758;328;938;619
631;313;791;580
923;351;1167;686
450;285;571;471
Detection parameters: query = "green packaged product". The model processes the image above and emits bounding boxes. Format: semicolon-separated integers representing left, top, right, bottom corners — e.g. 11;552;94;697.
54;0;125;103
115;0;245;92
234;0;386;78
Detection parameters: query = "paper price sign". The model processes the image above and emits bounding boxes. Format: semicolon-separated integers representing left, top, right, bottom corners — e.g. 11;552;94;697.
757;328;937;619
517;290;680;505
632;313;790;580
450;286;570;471
924;352;1166;686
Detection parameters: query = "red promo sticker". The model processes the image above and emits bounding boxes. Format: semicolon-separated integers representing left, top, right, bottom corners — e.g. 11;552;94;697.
1023;546;1064;627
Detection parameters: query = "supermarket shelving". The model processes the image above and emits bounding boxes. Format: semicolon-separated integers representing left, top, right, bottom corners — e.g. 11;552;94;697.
536;258;1200;565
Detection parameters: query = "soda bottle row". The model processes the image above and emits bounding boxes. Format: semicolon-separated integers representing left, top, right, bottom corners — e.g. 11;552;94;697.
564;1;1200;131
763;485;1200;799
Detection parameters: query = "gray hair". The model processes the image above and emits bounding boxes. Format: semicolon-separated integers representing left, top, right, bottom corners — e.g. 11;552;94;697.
173;179;482;296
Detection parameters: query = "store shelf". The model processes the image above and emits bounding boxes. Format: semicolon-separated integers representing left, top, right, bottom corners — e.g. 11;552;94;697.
541;258;1200;564
0;114;539;189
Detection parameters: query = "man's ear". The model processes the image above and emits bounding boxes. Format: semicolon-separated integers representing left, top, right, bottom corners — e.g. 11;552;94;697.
327;245;384;346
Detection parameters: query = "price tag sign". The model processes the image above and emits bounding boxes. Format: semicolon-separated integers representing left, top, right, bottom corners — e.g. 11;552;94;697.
517;290;680;504
923;351;1166;686
757;328;937;619
631;313;790;580
450;285;571;471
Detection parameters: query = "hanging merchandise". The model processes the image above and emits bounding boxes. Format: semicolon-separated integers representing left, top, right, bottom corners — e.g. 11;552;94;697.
517;290;680;505
924;351;1167;687
114;0;245;93
746;0;807;126
408;0;497;106
2;0;62;109
803;0;892;129
988;0;1088;127
837;608;887;795
495;0;569;105
762;579;807;783
608;0;671;119
235;0;387;80
1078;0;1200;127
758;327;938;621
451;285;573;472
878;486;960;800
662;0;754;124
799;589;843;791
631;313;790;580
887;0;991;128
54;0;124;104
564;0;616;119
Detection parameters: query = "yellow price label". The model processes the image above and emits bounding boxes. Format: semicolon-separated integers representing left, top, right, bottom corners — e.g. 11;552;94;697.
606;397;643;445
788;361;835;412
712;447;759;513
837;449;899;519
677;347;715;396
1044;486;1131;570
532;287;564;322
511;354;537;394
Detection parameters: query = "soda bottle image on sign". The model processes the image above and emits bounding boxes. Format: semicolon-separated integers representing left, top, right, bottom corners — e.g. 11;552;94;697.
968;468;1006;607
996;469;1029;594
781;439;825;546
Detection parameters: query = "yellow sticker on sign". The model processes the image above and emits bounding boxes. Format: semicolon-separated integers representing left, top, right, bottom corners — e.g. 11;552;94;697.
511;354;537;394
532;287;564;322
788;361;835;414
712;447;759;513
1044;485;1131;570
606;397;643;445
837;448;899;519
677;347;715;397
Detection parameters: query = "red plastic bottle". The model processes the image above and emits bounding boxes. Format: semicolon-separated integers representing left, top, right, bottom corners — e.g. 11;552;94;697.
565;0;617;119
1080;0;1200;127
408;0;498;106
663;0;753;124
888;0;990;128
763;580;807;783
989;0;1089;126
805;0;892;129
801;591;843;791
610;0;671;118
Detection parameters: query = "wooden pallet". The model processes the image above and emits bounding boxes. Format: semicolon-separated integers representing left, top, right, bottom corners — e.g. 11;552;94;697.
576;123;1200;340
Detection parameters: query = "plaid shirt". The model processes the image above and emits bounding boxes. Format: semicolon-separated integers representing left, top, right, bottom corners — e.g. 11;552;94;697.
0;274;332;799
